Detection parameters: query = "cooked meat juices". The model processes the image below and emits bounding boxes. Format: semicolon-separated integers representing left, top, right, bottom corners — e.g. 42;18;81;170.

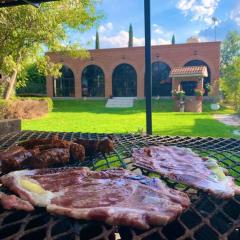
1;167;190;229
132;146;240;198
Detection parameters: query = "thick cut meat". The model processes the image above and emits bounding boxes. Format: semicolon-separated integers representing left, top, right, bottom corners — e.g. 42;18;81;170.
0;137;85;173
1;167;190;229
0;192;34;211
74;137;114;156
132;146;240;198
0;147;40;173
18;135;59;149
24;148;70;168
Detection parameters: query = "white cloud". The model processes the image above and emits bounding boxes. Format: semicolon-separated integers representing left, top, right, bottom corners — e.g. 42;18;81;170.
101;30;144;47
96;23;171;48
177;0;220;25
153;24;165;35
152;24;172;44
152;38;170;45
230;5;240;26
98;22;113;33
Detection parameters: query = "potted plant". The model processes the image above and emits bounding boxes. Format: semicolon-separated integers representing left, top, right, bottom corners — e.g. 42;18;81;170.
172;90;185;112
172;90;185;101
194;88;205;100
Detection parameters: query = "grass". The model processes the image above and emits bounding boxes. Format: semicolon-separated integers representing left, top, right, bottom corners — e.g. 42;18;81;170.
22;99;240;138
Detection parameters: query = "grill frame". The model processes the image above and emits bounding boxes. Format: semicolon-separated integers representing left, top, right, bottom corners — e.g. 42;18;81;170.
0;131;239;240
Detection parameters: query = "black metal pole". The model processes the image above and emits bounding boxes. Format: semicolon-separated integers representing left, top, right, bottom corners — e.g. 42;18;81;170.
144;0;152;135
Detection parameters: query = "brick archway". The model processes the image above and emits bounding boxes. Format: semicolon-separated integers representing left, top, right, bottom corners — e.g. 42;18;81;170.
112;63;137;97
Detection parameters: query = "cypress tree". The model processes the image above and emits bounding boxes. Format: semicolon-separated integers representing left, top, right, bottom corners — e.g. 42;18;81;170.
95;30;100;49
172;34;176;45
128;24;133;47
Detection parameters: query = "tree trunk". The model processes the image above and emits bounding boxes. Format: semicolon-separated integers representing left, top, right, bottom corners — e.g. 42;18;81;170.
4;69;17;100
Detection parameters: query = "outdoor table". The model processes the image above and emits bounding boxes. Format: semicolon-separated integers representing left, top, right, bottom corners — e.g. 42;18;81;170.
0;131;239;240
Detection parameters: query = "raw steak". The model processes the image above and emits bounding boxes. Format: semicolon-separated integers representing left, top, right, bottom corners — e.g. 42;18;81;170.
132;146;240;198
0;192;34;211
1;167;190;229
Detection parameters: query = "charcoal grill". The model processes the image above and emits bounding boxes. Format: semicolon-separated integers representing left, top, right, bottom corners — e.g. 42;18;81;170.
0;131;239;240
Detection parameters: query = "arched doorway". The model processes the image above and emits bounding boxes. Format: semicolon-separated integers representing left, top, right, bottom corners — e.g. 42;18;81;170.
54;65;75;97
152;61;171;96
112;63;137;97
81;65;105;97
182;60;211;96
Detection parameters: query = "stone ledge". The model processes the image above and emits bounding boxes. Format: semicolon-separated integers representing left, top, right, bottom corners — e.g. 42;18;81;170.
0;119;21;135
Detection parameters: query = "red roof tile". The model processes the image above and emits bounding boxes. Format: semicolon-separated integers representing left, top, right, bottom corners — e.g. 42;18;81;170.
170;66;208;78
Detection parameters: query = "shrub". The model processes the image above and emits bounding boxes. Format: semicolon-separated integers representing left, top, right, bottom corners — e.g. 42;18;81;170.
0;99;8;119
221;57;240;112
0;97;53;120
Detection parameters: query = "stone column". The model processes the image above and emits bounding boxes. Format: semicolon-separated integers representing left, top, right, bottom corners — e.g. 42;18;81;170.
196;77;203;89
137;70;145;98
74;69;81;98
105;70;112;97
46;76;53;97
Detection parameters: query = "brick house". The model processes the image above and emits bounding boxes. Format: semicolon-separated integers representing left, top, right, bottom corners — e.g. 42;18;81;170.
46;41;220;98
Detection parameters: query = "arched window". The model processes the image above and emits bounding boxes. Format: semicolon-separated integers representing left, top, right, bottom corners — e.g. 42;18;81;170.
183;60;211;96
112;63;137;97
54;65;75;97
81;65;105;97
152;61;171;96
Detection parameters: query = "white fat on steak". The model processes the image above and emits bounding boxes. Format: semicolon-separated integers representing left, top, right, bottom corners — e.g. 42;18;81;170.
132;146;240;198
0;167;190;229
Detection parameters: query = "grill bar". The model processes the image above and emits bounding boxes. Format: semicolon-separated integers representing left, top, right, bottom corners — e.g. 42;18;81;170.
0;131;239;240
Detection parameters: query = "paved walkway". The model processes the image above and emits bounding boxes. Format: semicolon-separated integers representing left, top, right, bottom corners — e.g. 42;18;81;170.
213;114;240;127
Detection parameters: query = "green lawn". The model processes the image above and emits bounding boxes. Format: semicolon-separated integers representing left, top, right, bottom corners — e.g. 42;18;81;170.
22;99;240;138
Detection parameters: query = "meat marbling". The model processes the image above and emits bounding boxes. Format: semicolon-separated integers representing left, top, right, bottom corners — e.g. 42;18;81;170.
132;146;240;198
1;167;190;229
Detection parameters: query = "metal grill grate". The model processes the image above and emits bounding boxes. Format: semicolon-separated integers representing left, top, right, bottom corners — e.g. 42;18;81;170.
0;131;239;240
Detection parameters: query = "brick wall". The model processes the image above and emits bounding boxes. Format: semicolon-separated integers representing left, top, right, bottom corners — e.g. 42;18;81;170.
47;41;221;98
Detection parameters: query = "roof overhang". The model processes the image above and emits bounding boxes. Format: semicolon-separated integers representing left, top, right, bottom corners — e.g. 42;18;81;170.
170;66;208;78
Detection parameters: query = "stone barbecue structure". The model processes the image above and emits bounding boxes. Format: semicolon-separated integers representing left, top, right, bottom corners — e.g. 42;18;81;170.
46;41;220;98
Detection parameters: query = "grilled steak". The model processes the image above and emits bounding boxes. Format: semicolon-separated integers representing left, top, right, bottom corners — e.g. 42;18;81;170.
18;135;59;149
1;167;190;229
0;137;85;173
74;137;114;156
132;146;240;198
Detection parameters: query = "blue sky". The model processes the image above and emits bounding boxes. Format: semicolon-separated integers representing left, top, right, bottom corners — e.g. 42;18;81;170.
67;0;240;49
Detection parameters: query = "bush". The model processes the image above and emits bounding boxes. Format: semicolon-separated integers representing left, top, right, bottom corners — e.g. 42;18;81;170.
0;97;53;120
221;57;240;112
16;97;53;112
16;64;46;95
0;99;8;119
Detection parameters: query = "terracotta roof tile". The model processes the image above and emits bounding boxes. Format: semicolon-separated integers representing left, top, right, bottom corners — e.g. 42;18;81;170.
170;66;208;78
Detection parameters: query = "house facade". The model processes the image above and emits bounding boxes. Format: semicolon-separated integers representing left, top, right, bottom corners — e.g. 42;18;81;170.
46;41;220;98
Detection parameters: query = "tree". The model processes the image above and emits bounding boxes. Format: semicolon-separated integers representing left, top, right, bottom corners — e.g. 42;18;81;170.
0;0;101;100
95;30;100;49
128;24;133;47
221;56;240;111
172;34;175;44
17;63;46;95
221;31;240;67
